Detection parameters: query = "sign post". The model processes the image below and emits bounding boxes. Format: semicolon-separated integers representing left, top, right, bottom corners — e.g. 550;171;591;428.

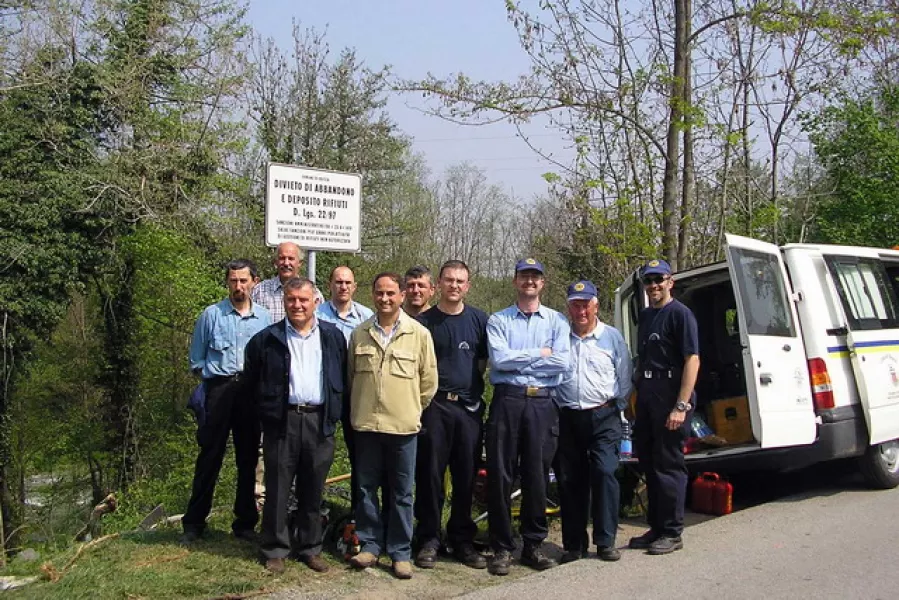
265;163;362;284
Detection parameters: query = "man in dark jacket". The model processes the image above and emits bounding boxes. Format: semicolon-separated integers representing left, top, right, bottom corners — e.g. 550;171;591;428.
243;277;347;575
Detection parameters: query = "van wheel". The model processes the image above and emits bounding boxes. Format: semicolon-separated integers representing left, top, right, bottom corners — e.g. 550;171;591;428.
859;439;899;489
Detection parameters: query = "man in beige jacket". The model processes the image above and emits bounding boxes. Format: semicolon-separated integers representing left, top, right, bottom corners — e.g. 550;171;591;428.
347;272;438;579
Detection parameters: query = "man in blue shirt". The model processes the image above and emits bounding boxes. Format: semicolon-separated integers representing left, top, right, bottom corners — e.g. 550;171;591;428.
315;265;373;519
182;259;272;544
556;280;633;564
485;258;571;575
414;260;489;570
316;265;374;344
243;277;347;575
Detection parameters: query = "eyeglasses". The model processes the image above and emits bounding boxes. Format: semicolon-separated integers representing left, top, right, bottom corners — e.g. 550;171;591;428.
641;275;670;285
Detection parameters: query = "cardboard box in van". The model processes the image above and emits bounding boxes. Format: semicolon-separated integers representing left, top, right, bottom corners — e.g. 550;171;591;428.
707;396;753;445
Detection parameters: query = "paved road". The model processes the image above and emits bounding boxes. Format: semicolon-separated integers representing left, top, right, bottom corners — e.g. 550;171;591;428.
463;471;898;600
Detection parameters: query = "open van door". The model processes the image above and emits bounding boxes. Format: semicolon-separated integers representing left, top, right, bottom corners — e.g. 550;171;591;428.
823;253;899;445
725;234;816;448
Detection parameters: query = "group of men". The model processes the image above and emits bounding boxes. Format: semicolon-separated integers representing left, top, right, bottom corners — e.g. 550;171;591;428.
183;241;700;580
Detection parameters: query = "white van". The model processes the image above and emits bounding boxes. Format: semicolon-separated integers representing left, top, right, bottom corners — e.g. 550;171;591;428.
614;233;899;488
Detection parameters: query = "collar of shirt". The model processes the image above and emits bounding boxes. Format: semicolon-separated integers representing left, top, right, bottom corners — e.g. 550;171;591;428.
514;304;548;320
572;321;606;341
327;300;362;321
372;313;404;345
286;317;319;339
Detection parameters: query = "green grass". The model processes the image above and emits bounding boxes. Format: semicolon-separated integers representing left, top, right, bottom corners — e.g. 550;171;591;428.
3;517;358;600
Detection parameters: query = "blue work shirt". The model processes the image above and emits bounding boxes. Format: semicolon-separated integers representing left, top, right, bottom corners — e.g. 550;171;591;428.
286;319;323;406
189;298;271;379
487;304;571;387
557;321;634;411
316;300;374;344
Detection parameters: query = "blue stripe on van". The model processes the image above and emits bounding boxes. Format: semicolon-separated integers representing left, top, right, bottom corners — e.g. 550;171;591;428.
853;339;899;348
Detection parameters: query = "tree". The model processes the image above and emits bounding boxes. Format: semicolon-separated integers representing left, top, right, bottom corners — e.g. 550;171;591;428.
806;84;899;246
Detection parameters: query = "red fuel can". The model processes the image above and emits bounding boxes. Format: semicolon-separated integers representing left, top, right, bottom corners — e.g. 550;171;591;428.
690;472;734;516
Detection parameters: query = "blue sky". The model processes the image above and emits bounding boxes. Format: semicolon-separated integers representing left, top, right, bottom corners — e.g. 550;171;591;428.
246;0;571;200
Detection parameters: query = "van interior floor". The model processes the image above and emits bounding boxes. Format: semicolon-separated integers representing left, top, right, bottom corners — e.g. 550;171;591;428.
686;442;759;460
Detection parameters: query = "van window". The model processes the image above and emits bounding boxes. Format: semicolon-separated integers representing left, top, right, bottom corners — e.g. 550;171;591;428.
827;258;899;330
728;247;795;337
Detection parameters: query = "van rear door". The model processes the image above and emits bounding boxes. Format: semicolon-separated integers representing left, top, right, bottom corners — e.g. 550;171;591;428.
823;253;899;444
725;234;816;448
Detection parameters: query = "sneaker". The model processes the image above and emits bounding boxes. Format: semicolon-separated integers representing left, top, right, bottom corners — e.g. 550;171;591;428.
349;551;379;569
488;550;512;576
597;546;621;561
452;543;487;569
265;557;286;575
647;536;683;555
415;546;438;569
628;529;659;550
560;549;586;564
393;560;413;579
520;545;557;571
303;554;330;573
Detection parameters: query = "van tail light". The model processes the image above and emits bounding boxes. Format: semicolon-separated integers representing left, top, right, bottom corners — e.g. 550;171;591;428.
808;358;835;410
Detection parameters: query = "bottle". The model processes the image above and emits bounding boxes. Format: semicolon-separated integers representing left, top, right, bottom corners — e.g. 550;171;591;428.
620;414;633;459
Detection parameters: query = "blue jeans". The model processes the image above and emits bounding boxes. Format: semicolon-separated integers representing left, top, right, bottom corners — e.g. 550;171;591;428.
353;431;417;561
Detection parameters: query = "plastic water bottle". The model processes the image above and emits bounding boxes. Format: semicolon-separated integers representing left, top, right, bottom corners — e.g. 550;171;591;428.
620;414;633;459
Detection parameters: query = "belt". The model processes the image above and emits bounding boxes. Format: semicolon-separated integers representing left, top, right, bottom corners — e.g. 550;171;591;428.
209;373;242;383
289;404;322;414
641;369;677;380
435;391;465;402
562;402;615;412
496;384;554;398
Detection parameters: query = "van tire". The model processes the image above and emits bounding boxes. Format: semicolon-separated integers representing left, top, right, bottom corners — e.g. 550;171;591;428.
859;440;899;489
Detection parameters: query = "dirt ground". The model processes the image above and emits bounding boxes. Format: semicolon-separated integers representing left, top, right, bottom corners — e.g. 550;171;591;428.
262;516;657;600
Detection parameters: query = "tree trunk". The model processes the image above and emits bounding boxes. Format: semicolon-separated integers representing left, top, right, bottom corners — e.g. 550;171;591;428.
678;0;694;269
662;0;687;269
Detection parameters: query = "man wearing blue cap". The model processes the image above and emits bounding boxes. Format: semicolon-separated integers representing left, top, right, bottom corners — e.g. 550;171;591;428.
485;258;571;575
628;259;699;555
557;280;633;564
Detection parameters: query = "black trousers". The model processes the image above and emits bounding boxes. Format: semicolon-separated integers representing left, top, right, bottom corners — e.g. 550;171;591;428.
260;408;335;559
486;387;558;551
182;377;259;534
414;397;483;549
557;403;622;550
633;378;693;538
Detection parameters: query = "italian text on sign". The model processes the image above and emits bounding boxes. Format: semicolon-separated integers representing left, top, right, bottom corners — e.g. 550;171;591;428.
265;163;362;252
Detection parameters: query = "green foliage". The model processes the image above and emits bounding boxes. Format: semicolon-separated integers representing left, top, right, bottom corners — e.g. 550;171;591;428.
806;85;899;246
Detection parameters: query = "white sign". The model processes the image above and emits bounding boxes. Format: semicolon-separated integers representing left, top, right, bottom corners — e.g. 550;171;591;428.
265;163;362;252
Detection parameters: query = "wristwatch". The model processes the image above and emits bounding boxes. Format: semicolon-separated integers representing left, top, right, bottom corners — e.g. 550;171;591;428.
675;401;692;412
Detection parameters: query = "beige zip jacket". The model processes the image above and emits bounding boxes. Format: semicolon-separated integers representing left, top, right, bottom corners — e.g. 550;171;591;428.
348;312;438;434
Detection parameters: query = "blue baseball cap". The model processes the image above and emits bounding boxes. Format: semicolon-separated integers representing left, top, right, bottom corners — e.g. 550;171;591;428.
515;258;545;274
567;280;597;302
641;259;672;277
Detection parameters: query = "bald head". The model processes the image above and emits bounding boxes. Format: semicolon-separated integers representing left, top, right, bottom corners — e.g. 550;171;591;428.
274;242;305;282
329;265;358;307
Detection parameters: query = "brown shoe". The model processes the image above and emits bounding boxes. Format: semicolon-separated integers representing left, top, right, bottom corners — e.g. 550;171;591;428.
303;554;330;573
392;560;413;579
265;557;286;575
349;551;378;569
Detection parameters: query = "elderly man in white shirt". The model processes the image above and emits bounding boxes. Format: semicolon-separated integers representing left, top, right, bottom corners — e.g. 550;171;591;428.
556;280;633;564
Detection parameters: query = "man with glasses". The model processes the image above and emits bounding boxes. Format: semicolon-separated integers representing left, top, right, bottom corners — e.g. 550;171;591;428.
485;258;571;575
628;259;700;555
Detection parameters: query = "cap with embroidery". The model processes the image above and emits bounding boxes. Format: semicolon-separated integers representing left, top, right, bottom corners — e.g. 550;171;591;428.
515;258;545;274
567;280;597;301
641;258;672;277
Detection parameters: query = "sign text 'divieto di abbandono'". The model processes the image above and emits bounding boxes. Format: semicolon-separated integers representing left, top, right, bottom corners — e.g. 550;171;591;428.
264;163;362;253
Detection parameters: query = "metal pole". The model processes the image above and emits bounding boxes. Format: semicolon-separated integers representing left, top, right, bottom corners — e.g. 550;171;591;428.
307;250;316;284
